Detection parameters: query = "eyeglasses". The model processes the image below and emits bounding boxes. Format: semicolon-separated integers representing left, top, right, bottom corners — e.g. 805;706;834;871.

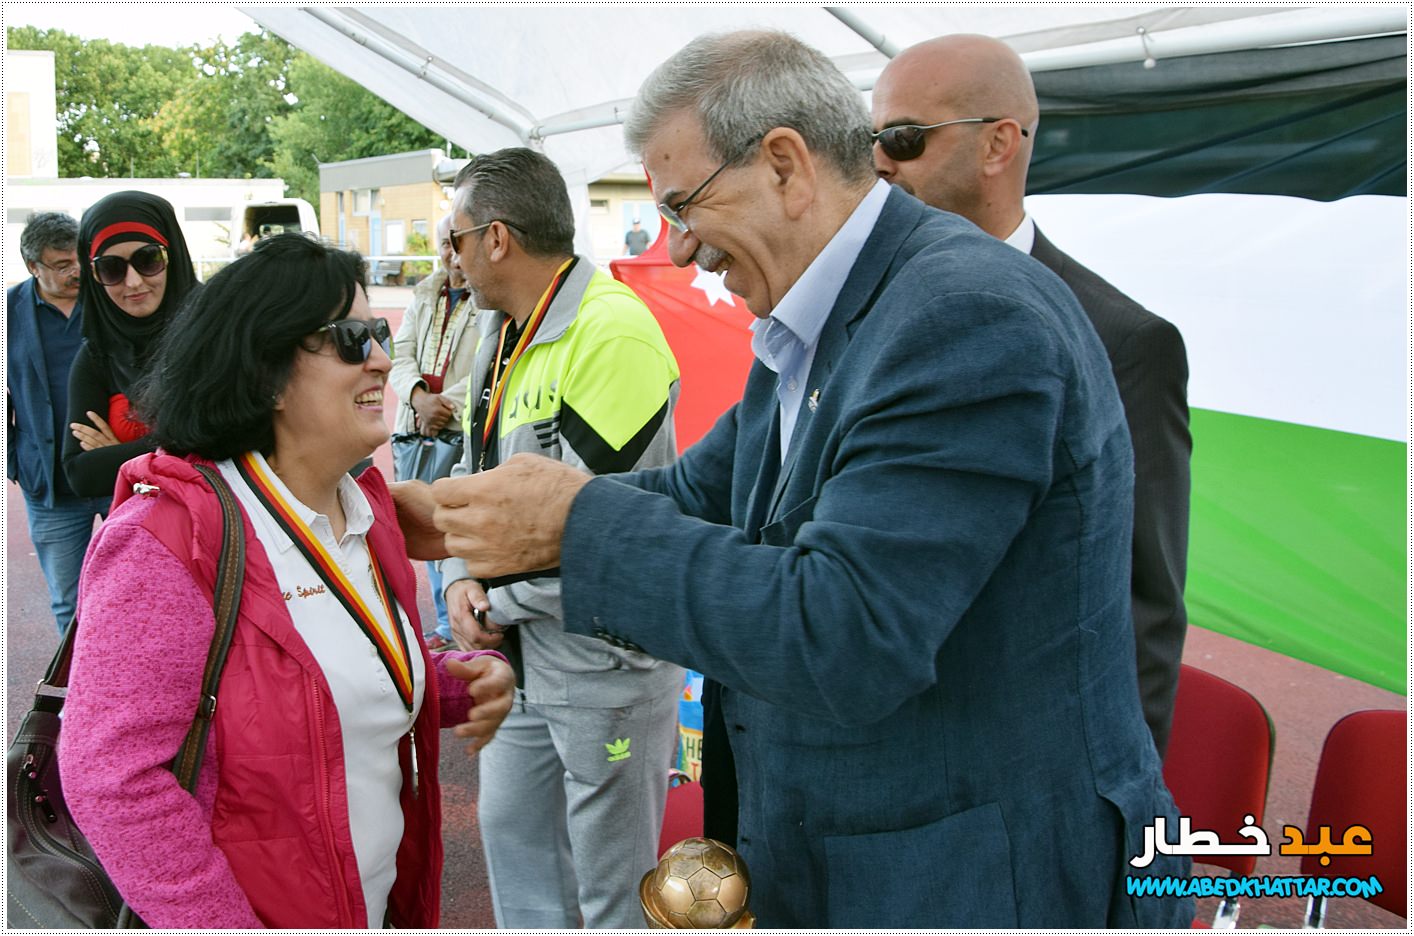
316;317;392;365
449;219;524;252
870;117;1028;162
34;257;80;277
91;244;168;287
656;138;761;233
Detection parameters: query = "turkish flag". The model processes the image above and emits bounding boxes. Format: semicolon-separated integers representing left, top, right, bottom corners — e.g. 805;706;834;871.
611;224;756;451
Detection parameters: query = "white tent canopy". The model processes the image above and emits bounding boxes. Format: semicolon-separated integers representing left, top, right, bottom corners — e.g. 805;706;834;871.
242;4;1404;189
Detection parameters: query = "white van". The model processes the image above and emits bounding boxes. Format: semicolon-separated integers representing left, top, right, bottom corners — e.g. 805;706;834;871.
233;198;319;255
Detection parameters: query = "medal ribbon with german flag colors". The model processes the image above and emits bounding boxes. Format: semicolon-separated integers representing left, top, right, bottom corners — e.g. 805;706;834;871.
480;257;576;456
236;452;414;711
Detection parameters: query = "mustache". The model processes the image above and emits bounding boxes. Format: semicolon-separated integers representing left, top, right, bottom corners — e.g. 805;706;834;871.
694;243;729;271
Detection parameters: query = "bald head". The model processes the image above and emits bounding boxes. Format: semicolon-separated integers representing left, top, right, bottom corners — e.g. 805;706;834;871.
872;34;1037;238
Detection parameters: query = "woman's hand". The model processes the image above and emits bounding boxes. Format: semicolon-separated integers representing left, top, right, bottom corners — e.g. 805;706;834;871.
70;410;122;451
444;654;515;755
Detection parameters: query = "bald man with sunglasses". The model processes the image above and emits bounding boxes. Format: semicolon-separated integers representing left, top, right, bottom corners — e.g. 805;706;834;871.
873;34;1193;759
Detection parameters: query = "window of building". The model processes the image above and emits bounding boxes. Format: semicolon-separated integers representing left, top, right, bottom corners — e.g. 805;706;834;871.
589;198;610;215
384;220;406;254
412;219;429;238
353;189;374;215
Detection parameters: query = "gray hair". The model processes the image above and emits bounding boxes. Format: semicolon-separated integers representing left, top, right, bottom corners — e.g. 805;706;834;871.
452;147;575;258
625;30;874;184
20;211;79;266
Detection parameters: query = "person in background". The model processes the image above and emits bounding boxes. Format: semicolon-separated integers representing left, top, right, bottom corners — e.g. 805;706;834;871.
872;34;1192;757
405;147;683;928
622;217;651;255
407;30;1193;927
63;190;198;501
7;211;110;633
60;234;515;928
389;214;480;651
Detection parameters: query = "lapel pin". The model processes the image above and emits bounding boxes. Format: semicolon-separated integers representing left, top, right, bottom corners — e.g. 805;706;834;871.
807;389;821;412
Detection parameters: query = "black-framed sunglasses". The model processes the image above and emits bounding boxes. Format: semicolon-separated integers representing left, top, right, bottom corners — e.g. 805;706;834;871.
449;218;524;252
656;137;762;233
91;244;168;286
871;117;1028;162
316;317;392;365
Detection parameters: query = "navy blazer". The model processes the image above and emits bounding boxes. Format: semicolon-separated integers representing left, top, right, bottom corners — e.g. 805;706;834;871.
561;189;1191;927
7;277;76;507
1031;228;1192;757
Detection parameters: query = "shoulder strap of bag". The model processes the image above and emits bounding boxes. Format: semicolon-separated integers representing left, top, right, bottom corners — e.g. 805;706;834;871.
23;467;245;930
170;464;246;788
33;467;245;785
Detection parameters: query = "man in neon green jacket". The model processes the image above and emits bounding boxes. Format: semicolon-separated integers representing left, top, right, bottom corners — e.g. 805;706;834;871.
437;147;683;928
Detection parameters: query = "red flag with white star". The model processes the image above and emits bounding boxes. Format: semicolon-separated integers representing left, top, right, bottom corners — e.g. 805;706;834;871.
611;224;756;451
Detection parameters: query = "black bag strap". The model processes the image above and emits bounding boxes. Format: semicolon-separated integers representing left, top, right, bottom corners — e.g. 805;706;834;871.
31;465;245;785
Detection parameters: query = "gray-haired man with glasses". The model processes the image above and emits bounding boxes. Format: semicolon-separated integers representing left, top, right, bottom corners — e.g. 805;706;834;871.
404;30;1192;928
7;211;109;635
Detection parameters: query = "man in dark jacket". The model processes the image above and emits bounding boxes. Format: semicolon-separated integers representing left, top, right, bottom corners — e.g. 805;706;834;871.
7;211;109;633
872;34;1192;758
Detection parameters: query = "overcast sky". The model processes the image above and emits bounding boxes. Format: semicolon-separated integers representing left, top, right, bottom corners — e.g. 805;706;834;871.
7;3;259;48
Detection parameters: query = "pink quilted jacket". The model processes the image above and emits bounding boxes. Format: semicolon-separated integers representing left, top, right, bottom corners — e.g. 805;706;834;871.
60;453;501;928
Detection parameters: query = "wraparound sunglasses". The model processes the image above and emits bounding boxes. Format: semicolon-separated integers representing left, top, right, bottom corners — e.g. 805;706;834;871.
316;317;392;365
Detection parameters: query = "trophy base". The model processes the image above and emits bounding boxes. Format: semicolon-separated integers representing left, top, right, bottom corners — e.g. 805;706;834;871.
639;868;756;928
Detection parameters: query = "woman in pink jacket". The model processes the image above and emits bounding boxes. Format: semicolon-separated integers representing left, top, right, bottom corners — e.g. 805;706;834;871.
59;234;515;928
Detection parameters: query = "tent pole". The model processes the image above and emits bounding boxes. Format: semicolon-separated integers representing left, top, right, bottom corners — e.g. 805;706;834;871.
301;7;534;142
824;6;900;58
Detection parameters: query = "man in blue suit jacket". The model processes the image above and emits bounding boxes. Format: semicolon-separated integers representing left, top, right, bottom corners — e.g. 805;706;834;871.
416;30;1192;928
7;212;109;633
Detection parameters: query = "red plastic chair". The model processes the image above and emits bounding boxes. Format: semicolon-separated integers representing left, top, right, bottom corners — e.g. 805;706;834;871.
658;770;704;858
1162;664;1276;928
1299;709;1407;926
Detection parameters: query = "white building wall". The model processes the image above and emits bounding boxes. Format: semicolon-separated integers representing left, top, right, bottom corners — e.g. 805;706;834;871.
5;51;60;180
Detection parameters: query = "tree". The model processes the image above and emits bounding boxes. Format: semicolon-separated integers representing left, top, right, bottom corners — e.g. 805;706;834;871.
8;26;198;177
270;51;443;204
152;30;296;179
7;25;443;201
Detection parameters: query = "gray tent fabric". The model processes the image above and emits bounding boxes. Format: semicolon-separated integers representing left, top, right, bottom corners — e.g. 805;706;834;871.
1029;36;1406;199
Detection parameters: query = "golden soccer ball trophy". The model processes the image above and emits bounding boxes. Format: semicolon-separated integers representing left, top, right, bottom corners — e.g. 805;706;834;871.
640;837;754;928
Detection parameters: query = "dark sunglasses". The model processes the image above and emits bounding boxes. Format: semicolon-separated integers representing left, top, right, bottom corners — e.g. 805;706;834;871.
871;117;1028;162
316;317;392;365
449;218;524;252
91;244;168;286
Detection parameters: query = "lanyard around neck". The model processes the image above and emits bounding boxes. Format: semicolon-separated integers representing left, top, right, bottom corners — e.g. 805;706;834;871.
479;258;575;455
235;452;414;711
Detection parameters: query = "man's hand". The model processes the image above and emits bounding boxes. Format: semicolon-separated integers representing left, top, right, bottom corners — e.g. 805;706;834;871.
410;386;455;435
446;578;504;651
70;411;121;451
389;479;450;560
443;654;515;754
432;453;590;578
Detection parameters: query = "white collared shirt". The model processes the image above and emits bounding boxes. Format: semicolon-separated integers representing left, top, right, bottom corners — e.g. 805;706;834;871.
218;452;425;928
751;179;891;460
1003;213;1036;255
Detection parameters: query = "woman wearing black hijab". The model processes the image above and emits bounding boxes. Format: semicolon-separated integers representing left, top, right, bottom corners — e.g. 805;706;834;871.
63;191;198;499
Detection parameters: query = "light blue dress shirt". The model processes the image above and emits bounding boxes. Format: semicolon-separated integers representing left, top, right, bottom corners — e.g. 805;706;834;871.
750;179;891;460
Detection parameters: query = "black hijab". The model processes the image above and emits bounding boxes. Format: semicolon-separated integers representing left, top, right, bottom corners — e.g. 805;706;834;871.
77;191;198;393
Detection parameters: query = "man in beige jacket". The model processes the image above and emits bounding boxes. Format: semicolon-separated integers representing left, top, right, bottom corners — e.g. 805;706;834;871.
388;213;480;648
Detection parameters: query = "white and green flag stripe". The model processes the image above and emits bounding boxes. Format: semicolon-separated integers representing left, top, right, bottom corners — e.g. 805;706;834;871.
1030;193;1406;690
